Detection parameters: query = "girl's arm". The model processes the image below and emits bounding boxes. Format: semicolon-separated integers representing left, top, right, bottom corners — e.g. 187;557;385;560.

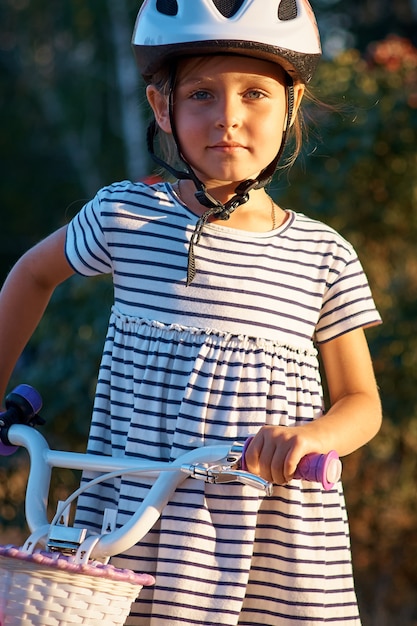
0;226;74;401
309;327;382;455
245;327;382;484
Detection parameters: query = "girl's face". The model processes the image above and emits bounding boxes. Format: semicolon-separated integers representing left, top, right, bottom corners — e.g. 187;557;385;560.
147;54;304;187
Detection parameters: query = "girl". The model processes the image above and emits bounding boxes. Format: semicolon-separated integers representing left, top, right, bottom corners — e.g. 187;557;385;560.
0;1;382;624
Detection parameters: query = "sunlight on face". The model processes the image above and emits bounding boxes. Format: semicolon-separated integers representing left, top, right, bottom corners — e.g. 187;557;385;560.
173;55;290;185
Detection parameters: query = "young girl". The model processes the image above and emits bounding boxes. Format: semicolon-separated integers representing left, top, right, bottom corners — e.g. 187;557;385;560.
0;1;382;624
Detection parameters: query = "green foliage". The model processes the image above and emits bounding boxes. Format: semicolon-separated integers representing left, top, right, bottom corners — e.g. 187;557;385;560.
0;0;142;275
270;37;417;623
276;35;417;426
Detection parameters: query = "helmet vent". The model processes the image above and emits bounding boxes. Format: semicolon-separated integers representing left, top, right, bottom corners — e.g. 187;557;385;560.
156;0;178;16
278;0;298;21
212;0;245;18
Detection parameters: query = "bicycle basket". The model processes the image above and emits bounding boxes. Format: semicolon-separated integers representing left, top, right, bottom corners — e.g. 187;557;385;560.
0;545;154;626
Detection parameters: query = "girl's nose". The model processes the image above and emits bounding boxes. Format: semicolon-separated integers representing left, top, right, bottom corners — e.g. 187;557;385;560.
215;96;241;129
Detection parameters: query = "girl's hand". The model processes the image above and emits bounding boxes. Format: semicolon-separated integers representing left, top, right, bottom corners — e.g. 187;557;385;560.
244;329;382;485
243;425;322;485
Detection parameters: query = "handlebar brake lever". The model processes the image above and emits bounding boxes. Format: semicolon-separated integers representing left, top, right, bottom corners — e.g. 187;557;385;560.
211;468;273;496
181;463;273;496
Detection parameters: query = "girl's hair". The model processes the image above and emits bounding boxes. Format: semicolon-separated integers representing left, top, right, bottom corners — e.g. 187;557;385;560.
149;57;306;178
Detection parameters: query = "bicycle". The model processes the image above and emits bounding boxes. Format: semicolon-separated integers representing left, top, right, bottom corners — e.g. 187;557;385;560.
0;384;342;626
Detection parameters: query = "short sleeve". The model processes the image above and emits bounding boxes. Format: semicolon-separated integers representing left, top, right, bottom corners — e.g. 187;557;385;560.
65;188;113;276
315;252;382;343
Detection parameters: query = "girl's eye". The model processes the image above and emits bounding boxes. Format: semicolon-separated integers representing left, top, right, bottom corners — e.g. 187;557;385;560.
190;90;211;100
245;90;266;100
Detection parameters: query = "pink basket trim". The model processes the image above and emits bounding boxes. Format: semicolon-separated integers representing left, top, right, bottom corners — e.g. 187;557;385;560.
0;545;154;587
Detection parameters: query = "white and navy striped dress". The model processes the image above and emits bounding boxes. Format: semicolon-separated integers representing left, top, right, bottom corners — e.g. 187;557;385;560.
65;181;381;626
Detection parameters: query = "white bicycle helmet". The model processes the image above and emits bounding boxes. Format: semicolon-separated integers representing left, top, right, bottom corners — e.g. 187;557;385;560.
132;0;321;84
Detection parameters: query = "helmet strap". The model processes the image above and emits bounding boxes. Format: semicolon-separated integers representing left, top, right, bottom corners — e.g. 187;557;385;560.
255;74;295;187
147;68;260;217
146;69;295;285
147;69;295;205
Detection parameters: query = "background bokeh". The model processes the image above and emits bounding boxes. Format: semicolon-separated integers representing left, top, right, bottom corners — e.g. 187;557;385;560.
1;1;416;623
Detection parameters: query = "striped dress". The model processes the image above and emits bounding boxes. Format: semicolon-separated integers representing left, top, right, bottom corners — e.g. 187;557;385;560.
65;180;381;626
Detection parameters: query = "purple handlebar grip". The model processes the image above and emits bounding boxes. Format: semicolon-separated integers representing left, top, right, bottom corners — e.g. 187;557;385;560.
240;436;253;471
11;384;43;414
0;384;43;456
294;451;341;490
0;441;18;456
241;437;341;490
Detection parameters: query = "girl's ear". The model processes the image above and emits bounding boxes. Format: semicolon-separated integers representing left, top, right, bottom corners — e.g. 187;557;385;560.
290;83;305;126
146;85;172;133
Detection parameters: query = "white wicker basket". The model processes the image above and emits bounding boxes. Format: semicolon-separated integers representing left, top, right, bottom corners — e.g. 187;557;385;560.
0;546;154;626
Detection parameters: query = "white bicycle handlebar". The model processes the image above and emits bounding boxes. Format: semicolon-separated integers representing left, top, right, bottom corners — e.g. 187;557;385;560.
7;424;271;562
2;385;341;563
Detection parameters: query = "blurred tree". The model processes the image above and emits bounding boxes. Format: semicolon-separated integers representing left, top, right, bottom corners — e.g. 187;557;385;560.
316;0;417;55
0;0;147;277
273;35;417;623
278;34;417;425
